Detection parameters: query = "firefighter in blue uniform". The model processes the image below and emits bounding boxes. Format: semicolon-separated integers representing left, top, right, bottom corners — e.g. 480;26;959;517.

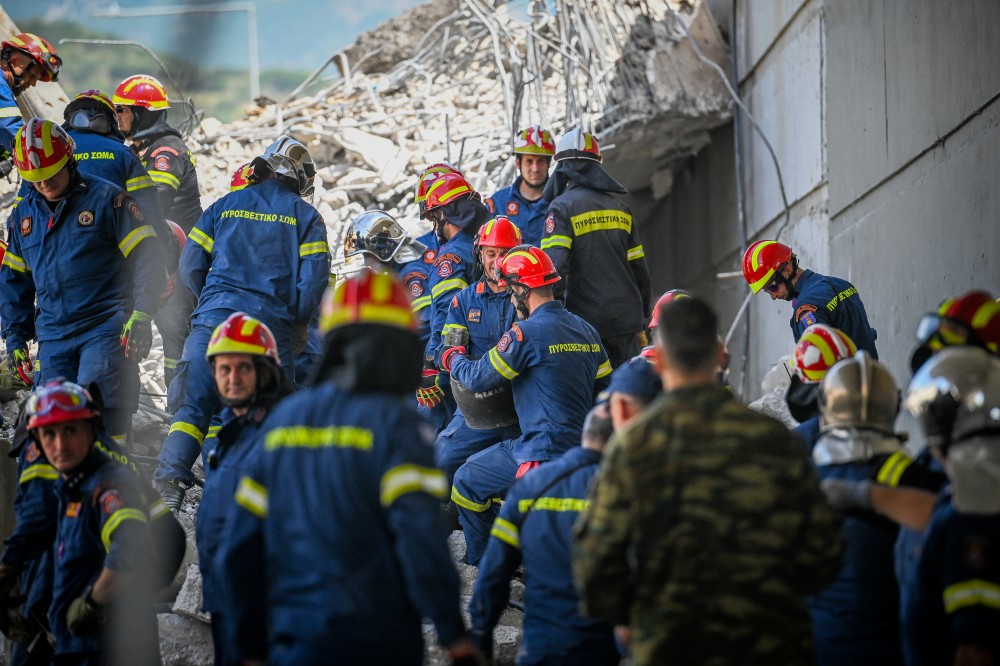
0;119;165;440
417;173;490;430
742;239;879;358
154;135;330;509
0;33;61;150
341;209;438;345
442;245;612;565
196;313;293;664
901;347;1000;665
540;128;651;368
216;271;475;665
24;381;158;665
484;125;554;246
435;216;523;483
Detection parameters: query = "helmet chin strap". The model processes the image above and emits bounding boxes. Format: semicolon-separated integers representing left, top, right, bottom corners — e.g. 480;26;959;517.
779;258;800;299
220;392;256;409
510;284;530;319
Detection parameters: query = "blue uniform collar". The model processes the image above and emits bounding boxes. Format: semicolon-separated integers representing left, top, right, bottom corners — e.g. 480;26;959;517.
509;176;546;204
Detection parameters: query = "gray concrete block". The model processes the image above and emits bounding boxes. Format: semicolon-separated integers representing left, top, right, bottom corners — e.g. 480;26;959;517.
172;563;210;624
157;613;214;666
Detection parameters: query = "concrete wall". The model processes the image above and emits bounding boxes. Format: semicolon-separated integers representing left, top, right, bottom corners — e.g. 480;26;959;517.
640;0;999;403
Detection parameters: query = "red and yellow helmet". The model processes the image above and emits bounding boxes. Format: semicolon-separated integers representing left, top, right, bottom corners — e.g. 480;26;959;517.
230;162;255;192
414;162;462;204
477;216;523;250
26;381;100;431
911;291;1000;373
423;172;477;219
742;240;794;294
207;312;280;363
554;128;601;163
320;270;416;335
649;289;691;328
66;89;117;117
513;125;555;156
113;74;170;110
792;324;858;383
2;33;61;82
13;118;75;182
499;245;561;289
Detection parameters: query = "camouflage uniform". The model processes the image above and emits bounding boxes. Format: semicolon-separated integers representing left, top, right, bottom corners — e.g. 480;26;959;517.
573;384;843;666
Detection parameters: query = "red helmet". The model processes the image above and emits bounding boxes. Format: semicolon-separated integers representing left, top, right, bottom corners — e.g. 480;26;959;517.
742;240;794;294
230;162;255;192
207;312;280;363
911;290;1000;372
499;245;561;289
423;172;477;220
649;289;691;328
2;33;61;82
26;381;100;431
113;74;170;110
513;125;555;156
166;220;187;249
554;128;601;163
319;270;416;335
476;216;523;250
414;162;462;204
792;324;858;383
63;90;119;136
13;118;75;182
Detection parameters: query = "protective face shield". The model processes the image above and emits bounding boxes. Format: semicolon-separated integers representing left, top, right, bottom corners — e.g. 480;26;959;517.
252;135;316;197
818;350;900;435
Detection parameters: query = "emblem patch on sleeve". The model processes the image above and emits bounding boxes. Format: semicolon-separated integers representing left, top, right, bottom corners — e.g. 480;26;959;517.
126;201;145;223
153;154;172;172
796;304;818;328
496;331;514;353
100;490;123;516
437;260;453;278
20;216;31;236
544;214;555;235
410;281;424;298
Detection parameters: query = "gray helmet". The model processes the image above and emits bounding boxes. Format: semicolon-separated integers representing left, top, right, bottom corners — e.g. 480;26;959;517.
251;135;316;197
818;350;899;435
903;346;1000;450
342;210;425;264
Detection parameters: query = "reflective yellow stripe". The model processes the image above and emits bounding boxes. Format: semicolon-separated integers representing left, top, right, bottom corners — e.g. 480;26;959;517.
299;241;328;257
431;278;468;299
570;209;632;236
876;451;913;487
627;245;645;261
411;295;432;311
380;464;448;506
518;496;590;513
264;425;374;451
488;347;519;380
490;517;520;548
118;224;156;258
101;508;147;552
189;228;214;253
442;323;468;338
164;358;179;370
234;476;268;518
205;424;221;443
541;235;572;250
149;499;170;520
149;170;180;190
451;485;494;512
1;251;28;274
19;463;57;484
0;107;21;118
748;241;777;292
168;421;206;446
596;360;612;379
125;175;156;192
943;579;1000;613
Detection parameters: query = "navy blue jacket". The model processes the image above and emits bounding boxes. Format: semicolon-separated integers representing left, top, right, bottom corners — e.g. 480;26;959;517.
901;497;1000;665
1;174;165;350
216;383;466;663
791;270;878;358
425;231;477;364
181;177;330;334
0;77;21;151
441;277;516;364
472;446;617;664
395;229;439;345
133;121;203;233
51;449;155;656
486;177;550;247
449;301;611;462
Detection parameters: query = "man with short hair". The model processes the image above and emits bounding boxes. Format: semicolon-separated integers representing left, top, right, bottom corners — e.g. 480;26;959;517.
485;125;554;246
606;356;662;431
574;296;843;665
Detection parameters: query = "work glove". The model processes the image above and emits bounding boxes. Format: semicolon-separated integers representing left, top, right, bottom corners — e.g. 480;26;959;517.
450;636;487;666
11;348;32;386
820;478;872;512
120;310;153;361
416;366;445;409
516;461;542;479
66;588;104;636
155;479;188;512
440;346;467;373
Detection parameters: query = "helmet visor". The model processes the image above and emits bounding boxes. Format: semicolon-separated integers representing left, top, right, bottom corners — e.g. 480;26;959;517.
27;383;93;421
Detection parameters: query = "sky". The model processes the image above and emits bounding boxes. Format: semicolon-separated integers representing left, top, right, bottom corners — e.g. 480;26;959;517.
4;0;428;71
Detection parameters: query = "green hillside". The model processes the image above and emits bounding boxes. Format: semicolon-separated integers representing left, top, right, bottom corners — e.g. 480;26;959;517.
21;19;312;123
